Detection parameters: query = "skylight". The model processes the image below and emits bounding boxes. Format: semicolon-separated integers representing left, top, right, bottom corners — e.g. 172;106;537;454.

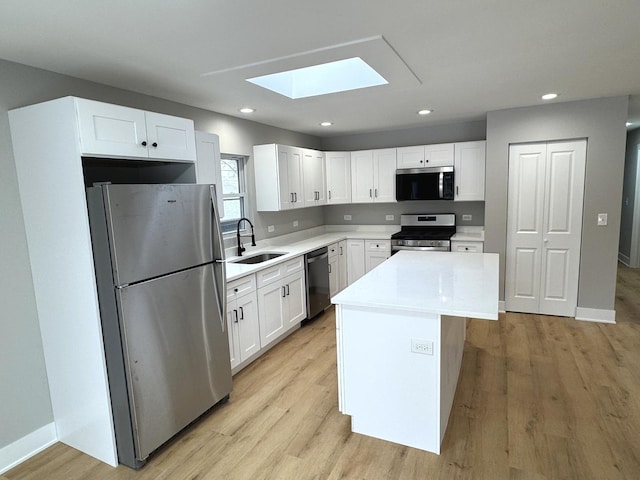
246;57;388;99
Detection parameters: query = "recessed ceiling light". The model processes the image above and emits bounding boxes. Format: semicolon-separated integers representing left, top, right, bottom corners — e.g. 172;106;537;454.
626;122;633;127
320;121;333;127
246;57;388;99
541;93;558;100
417;109;432;115
239;107;255;113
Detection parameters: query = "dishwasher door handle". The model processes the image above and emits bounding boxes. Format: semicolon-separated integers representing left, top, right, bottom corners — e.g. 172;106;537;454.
307;252;329;263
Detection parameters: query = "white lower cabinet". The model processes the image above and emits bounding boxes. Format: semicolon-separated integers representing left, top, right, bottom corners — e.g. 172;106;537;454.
256;256;306;348
365;240;391;271
338;240;348;292
226;275;260;371
451;241;484;253
347;240;366;285
329;241;349;295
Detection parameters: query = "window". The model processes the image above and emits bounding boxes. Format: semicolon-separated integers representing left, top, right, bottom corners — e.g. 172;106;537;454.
220;154;248;234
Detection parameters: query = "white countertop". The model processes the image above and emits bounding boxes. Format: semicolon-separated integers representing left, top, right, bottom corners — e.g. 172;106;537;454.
332;250;499;320
225;230;397;282
451;231;484;242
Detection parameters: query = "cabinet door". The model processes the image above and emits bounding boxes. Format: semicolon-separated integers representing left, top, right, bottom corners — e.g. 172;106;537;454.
302;149;326;207
287;147;304;208
351;150;374;203
227;300;240;369
373;148;397;203
366;252;389;272
257;281;286;347
397;146;425;168
454;141;486;201
365;240;391;272
326;152;352;204
329;256;339;297
145;111;196;162
425;143;454;167
276;145;294;210
338;240;348;291
76;98;148;158
284;271;306;328
347;240;366;285
195;131;224;218
236;292;260;362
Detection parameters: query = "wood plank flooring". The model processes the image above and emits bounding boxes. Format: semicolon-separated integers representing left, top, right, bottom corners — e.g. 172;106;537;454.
6;265;640;479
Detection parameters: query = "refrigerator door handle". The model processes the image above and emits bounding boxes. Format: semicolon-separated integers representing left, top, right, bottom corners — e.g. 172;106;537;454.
210;185;227;331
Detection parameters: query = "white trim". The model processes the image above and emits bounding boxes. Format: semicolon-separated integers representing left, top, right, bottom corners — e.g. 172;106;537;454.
498;300;506;313
630;145;640;268
575;307;616;324
0;423;57;474
618;252;631;267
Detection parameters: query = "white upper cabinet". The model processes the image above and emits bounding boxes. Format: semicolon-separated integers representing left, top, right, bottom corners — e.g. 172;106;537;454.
397;143;454;168
454;141;486;201
254;144;305;211
76;98;196;161
195;131;224;218
351;148;396;203
326;151;352;204
302;148;326;207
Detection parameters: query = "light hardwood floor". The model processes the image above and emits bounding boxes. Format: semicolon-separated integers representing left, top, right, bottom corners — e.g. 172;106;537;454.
6;265;640;479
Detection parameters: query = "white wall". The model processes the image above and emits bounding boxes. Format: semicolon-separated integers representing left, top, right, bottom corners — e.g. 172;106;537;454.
485;96;629;311
0;58;322;455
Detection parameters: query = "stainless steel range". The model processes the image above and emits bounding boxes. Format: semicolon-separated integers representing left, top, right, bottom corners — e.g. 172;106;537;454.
391;214;456;254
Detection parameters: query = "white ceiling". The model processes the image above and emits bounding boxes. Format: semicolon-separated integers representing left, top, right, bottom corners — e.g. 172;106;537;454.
1;0;639;136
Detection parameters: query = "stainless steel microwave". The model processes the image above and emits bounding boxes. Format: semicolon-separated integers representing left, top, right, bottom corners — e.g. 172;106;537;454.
395;166;454;201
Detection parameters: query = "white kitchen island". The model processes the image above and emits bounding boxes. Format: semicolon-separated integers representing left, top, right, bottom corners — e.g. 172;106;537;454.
332;250;499;454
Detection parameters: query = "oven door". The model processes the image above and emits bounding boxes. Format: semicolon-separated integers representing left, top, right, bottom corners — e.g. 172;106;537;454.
391;245;450;255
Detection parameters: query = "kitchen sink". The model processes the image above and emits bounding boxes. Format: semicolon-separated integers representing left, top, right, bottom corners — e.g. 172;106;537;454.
232;252;286;264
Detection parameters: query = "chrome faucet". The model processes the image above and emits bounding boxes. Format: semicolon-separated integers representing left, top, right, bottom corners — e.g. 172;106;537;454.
236;217;256;256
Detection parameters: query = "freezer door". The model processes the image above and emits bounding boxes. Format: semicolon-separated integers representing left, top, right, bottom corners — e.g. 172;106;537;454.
116;264;231;461
100;183;217;286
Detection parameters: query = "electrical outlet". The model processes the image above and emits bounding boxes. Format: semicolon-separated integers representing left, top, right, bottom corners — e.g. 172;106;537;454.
411;338;433;355
462;214;472;221
385;214;395;221
293;220;299;227
267;225;275;233
597;213;607;226
344;214;352;221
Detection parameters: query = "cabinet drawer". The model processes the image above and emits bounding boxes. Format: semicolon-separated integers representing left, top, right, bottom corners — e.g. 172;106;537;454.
365;240;391;252
256;263;284;288
283;255;304;275
451;241;484;253
328;242;339;258
227;274;257;301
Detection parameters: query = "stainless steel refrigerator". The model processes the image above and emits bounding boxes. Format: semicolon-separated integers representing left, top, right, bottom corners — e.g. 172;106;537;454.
87;183;231;469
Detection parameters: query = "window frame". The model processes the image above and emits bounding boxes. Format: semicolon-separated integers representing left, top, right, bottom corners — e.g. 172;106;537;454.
219;153;249;235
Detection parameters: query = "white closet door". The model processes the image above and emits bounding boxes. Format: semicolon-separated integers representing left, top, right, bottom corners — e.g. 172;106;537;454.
506;140;586;317
506;144;547;313
539;141;586;316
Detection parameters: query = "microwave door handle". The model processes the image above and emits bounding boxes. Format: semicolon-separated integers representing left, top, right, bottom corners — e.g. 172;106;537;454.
438;172;444;198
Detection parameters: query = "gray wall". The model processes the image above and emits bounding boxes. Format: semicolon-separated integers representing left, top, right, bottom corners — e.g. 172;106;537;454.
619;127;640;262
485;96;629;310
0;58;321;450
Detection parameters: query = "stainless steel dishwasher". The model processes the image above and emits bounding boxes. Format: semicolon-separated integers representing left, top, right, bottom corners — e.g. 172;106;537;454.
305;246;330;319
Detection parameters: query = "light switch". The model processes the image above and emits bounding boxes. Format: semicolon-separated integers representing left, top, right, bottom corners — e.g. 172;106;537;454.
597;213;608;226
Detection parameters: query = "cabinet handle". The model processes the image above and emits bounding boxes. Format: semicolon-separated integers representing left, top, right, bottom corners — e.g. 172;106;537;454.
239;306;244;320
329;190;332;200
340;246;343;255
286;284;290;296
282;286;286;297
375;189;378;198
233;309;239;323
141;141;147;147
294;192;297;203
291;193;294;203
456;186;459;196
152;142;158;148
369;188;372;198
328;264;332;273
234;287;239;292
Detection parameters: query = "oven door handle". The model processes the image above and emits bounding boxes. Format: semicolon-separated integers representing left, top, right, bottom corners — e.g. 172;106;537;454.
392;245;449;252
438;172;444;198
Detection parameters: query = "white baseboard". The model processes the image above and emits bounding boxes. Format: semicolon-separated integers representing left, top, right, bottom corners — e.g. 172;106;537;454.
0;423;57;474
575;307;616;324
618;252;631;267
498;301;506;313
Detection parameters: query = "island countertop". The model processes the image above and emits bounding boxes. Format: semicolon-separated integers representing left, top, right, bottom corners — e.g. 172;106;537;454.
331;250;499;320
